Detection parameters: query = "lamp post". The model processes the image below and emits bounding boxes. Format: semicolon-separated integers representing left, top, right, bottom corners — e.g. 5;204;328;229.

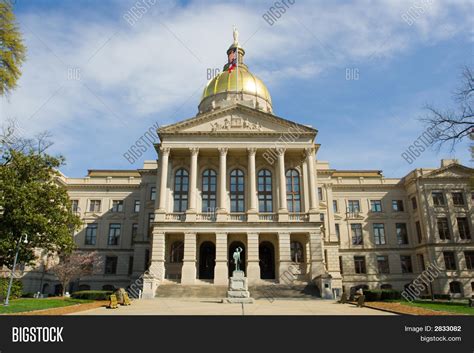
4;234;28;306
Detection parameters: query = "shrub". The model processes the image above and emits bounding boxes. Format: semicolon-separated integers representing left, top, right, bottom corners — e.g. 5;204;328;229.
363;289;401;301
70;290;112;300
0;278;23;299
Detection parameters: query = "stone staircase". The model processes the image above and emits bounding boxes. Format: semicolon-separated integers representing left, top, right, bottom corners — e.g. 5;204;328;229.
249;284;321;299
155;283;228;298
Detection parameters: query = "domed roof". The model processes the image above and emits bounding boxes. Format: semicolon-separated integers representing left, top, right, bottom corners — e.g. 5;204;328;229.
198;29;273;114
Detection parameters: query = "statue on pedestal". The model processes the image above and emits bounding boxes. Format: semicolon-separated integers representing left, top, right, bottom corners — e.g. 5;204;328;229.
232;247;243;272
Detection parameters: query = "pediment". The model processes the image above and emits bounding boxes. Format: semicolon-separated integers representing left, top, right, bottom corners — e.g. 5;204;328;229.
158;104;316;136
423;164;473;179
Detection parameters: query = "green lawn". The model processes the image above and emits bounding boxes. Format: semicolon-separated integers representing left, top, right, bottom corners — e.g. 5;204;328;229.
0;298;92;314
403;300;474;315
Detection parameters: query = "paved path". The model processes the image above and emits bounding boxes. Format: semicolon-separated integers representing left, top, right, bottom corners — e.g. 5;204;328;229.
72;298;396;315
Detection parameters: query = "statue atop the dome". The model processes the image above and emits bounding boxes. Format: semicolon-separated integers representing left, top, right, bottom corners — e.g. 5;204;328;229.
233;25;239;46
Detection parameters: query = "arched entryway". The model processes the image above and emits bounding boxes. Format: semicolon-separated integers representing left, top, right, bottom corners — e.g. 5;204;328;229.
259;241;275;279
199;241;216;279
228;241;246;276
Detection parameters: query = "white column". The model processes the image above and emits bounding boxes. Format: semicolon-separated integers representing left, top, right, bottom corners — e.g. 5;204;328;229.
156;147;170;221
277;148;288;221
217;147;228;221
306;147;318;211
214;232;228;285
247;148;258;221
187;147;199;220
325;184;336;241
181;232;197;284
278;232;292;282
246;232;260;284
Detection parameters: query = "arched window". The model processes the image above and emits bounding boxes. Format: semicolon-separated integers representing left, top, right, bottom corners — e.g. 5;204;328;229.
170;241;184;263
202;169;217;213
449;281;462;294
230;169;245;212
291;241;304;263
258;169;273;212
173;168;189;212
286;169;301;212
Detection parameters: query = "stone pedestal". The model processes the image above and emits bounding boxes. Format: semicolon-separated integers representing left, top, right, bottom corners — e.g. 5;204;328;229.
223;270;254;304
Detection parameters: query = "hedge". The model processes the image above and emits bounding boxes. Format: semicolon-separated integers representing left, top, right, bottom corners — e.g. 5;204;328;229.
0;278;23;299
363;289;401;301
71;290;113;300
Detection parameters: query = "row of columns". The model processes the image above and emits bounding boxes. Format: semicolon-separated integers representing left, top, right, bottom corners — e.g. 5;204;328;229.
156;146;319;219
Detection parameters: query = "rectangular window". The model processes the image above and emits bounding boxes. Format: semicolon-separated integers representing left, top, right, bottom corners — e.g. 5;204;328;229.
111;200;124;212
432;191;445;206
370;200;383;212
373;223;386;245
339;256;343;274
465;251;474;270
85;223;97;245
416;221;422;243
392;200;404;212
411;197;417;210
131;223;138;242
354;256;366;274
134;200;140;213
417;254;425;271
347;200;360;213
318;187;323;201
71;200;79;212
150;187;156;201
437;218;451;240
335;224;340;240
377;255;390;274
105;256;118;275
396;223;409;245
333;200;338;213
89;200;101;212
443;251;456;270
452;192;465;206
400;255;413;273
107;223;121;245
351;224;363;245
148;213;154;238
457;217;471;239
128;256;134;275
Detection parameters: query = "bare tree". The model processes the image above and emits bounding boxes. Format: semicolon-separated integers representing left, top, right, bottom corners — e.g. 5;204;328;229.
422;66;474;151
50;251;102;296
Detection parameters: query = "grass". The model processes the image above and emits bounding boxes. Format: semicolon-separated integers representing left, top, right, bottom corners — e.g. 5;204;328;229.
0;298;92;314
402;300;474;315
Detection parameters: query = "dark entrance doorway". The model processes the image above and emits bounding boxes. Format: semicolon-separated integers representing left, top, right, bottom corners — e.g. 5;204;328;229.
228;241;246;276
259;241;275;279
199;241;216;279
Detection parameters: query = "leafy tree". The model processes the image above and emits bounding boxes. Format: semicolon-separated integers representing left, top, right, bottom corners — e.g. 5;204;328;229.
0;0;26;95
0;122;81;269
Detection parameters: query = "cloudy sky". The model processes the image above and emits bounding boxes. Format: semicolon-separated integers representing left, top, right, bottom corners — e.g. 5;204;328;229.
1;0;472;177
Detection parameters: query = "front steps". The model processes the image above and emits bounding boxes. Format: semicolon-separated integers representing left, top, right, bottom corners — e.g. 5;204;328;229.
249;284;321;299
155;283;228;298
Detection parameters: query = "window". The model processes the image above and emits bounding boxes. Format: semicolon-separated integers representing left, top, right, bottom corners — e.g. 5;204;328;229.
202;169;217;213
258;169;273;212
373;223;386;245
370;200;382;212
400;255;413;273
128;256;134;275
452;192;464;206
286;169;301;212
105;256;117;274
173;169;189;212
107;224;121;245
144;249;150;270
432;191;445;206
230;169;245;212
417;254;425;271
377;255;390;274
457;217;471;239
411;197;417;210
318;187;323;201
443;251;456;270
147;213;154;238
290;241;304;263
416;221;422;243
89;200;101;212
333;200;338;213
465;251;474;270
351;224;363;245
347;200;360;213
85;223;97;245
396;223;409;245
335;224;340;240
354;256;366;274
392;200;404;212
134;200;140;213
131;223;138;241
111;200;124;212
449;281;462;294
71;200;79;212
437;218;451;240
339;256;344;274
170;241;184;263
150;187;156;201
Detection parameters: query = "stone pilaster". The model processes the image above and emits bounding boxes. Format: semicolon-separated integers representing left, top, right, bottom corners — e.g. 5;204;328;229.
181;232;197;284
278;232;292;282
309;230;325;280
214;232;228;285
142;230;165;299
246;232;260;284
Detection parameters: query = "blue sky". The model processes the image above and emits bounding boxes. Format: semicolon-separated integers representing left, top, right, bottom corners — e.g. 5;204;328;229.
1;0;472;177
